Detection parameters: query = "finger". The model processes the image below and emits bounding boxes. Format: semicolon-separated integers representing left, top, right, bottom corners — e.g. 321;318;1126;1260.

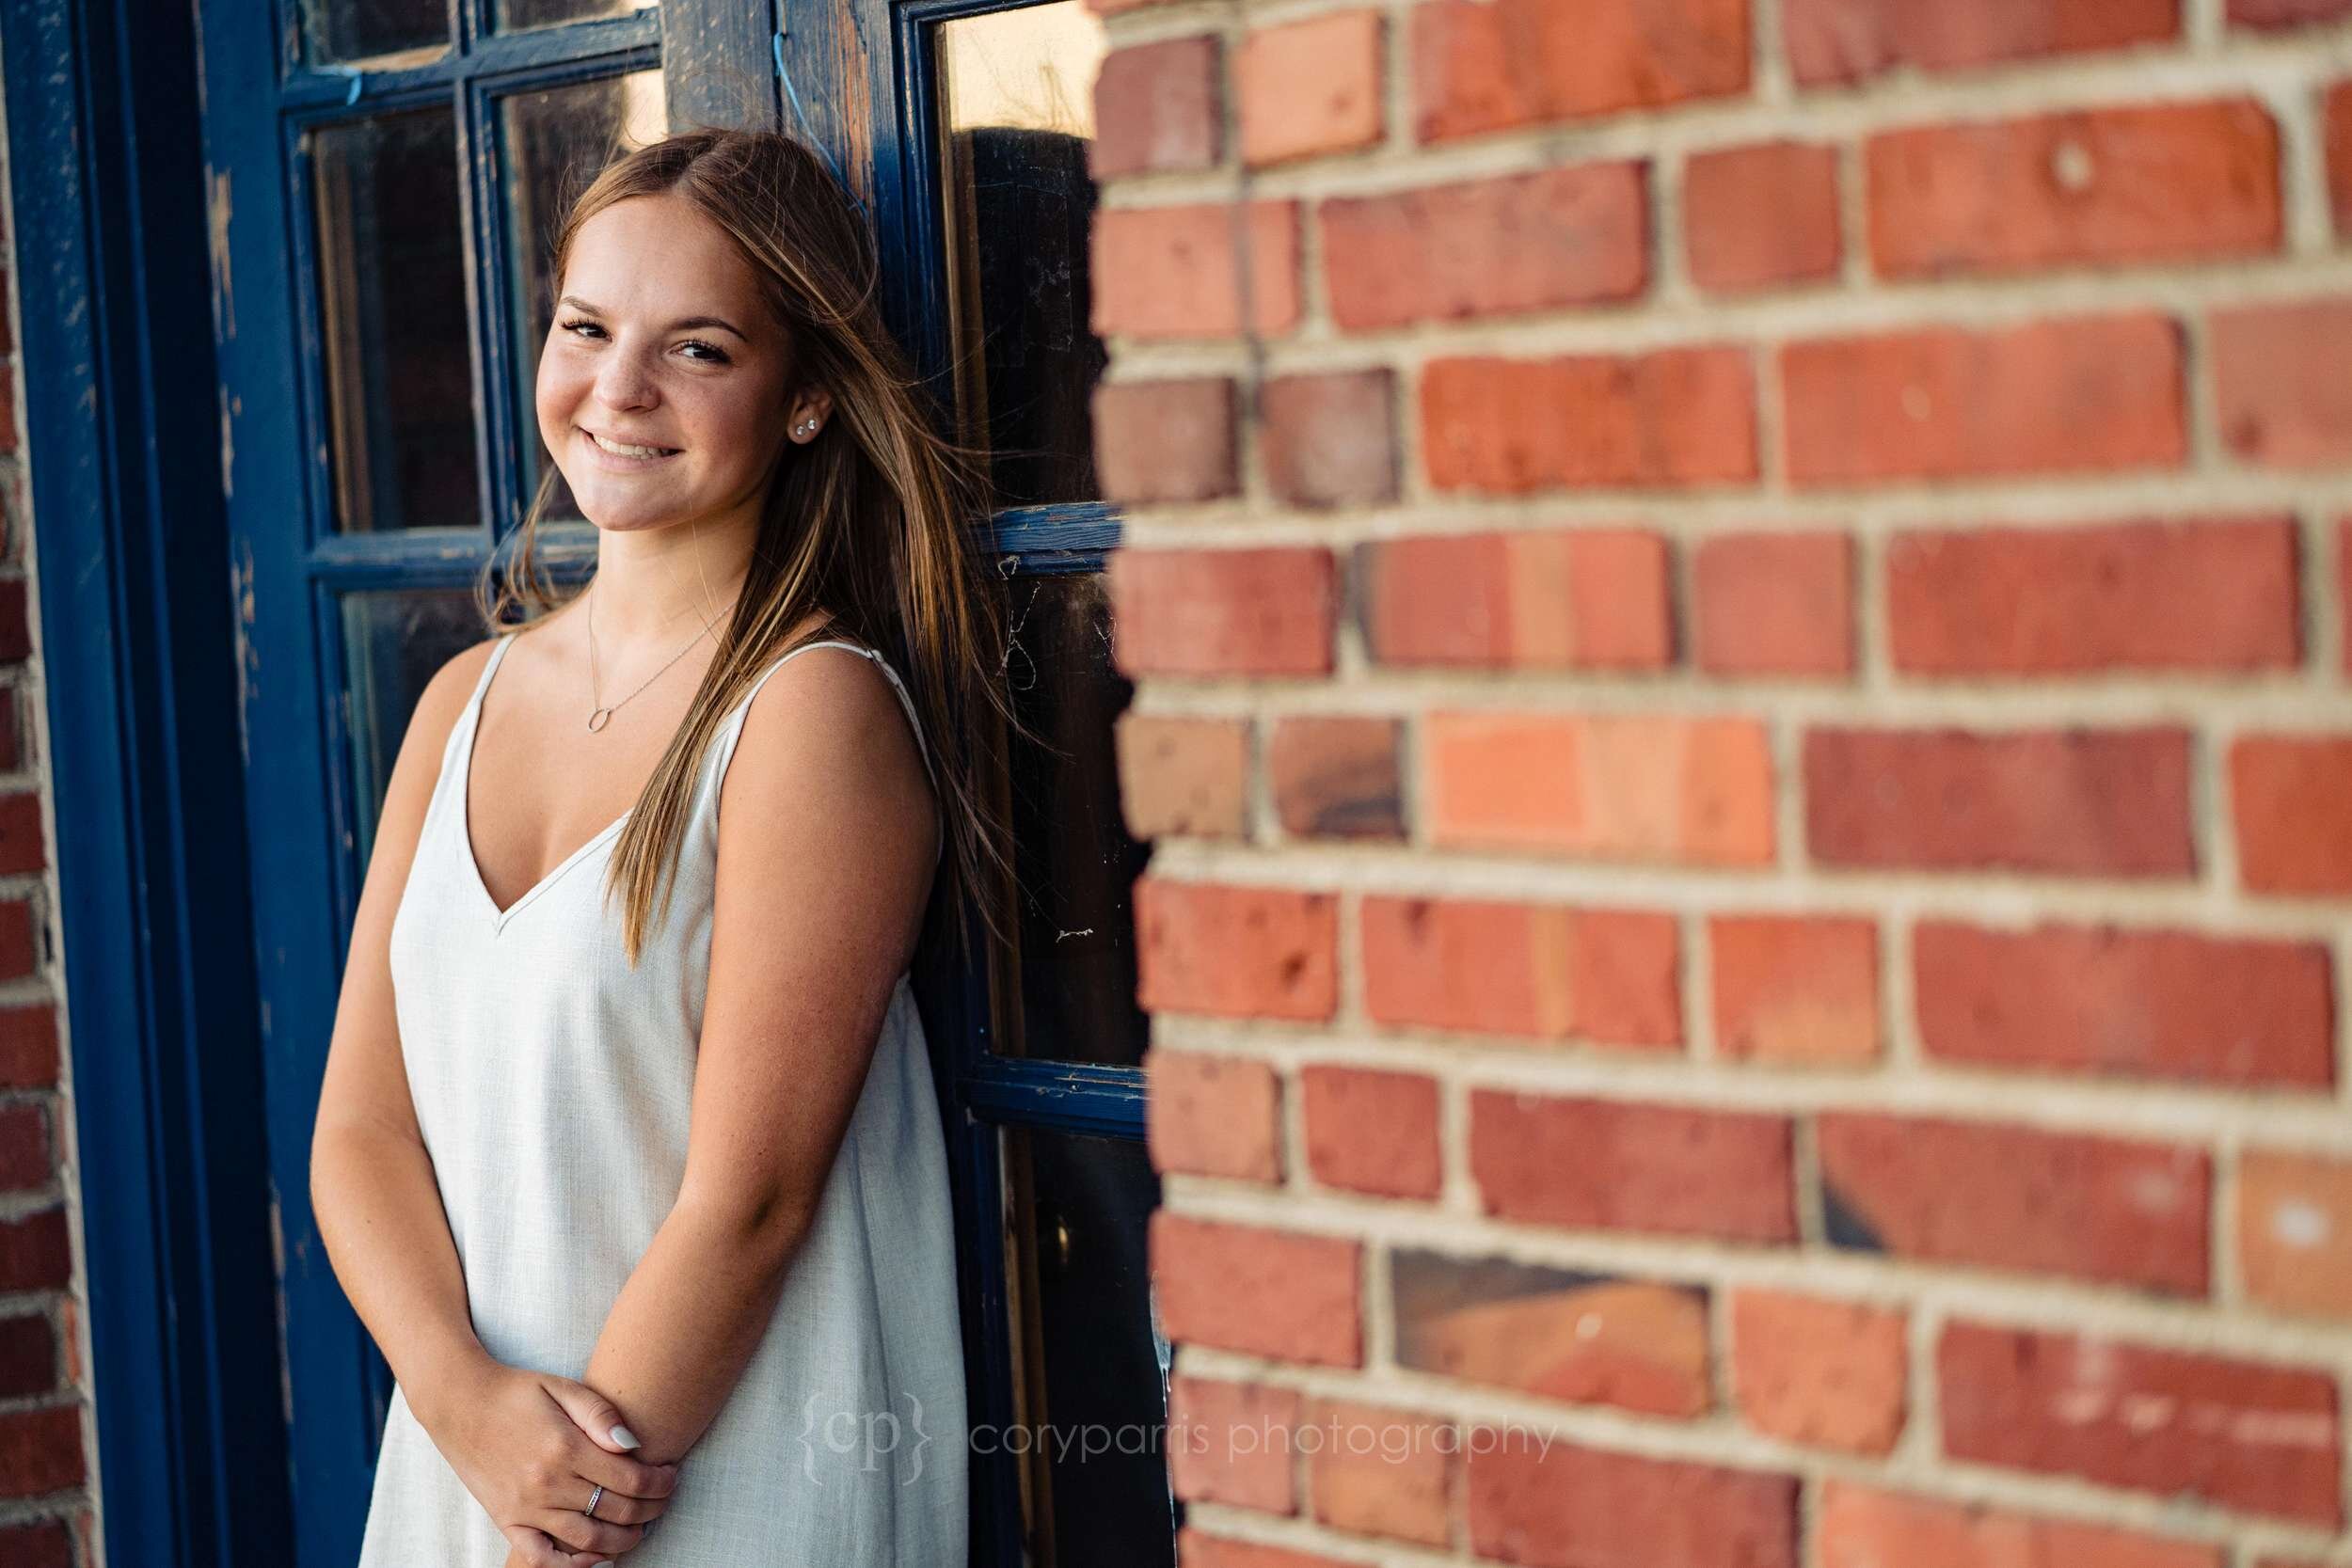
499;1526;578;1568
562;1480;660;1528
529;1506;644;1559
541;1376;643;1454
574;1447;683;1503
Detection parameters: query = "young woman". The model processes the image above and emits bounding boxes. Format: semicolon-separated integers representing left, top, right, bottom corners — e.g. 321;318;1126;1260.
310;127;1013;1566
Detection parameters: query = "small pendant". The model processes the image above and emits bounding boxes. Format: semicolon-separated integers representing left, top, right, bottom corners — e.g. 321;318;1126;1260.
587;707;613;733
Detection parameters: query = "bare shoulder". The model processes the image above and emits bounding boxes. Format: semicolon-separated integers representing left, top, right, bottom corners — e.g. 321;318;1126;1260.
401;635;503;767
719;641;937;857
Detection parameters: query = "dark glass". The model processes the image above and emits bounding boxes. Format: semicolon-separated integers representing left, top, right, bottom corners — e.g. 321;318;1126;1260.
936;3;1109;507
341;589;489;866
1004;1125;1174;1568
991;571;1147;1065
497;0;654;32
310;108;480;532
501;71;668;526
306;0;447;65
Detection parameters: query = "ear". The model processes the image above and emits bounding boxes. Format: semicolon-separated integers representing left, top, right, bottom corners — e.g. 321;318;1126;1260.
786;386;835;444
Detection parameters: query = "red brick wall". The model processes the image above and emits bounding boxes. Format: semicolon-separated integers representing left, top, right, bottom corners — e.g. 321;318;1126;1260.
1096;1;2352;1563
0;130;96;1568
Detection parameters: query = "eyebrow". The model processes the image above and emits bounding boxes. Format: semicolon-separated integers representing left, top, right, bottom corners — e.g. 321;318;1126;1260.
557;295;748;340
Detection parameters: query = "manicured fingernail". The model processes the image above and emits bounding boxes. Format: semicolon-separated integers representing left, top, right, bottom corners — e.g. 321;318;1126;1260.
610;1423;640;1449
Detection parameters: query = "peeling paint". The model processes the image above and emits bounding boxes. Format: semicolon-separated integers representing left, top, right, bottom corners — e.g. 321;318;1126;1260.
206;166;233;342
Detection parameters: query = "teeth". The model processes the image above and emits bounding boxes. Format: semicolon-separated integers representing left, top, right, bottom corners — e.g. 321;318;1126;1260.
587;430;675;458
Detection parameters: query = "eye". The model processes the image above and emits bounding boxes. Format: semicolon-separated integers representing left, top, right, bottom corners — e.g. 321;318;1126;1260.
559;317;605;340
678;340;732;365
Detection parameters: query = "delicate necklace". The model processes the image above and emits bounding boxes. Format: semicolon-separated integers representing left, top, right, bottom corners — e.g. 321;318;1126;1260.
583;578;732;733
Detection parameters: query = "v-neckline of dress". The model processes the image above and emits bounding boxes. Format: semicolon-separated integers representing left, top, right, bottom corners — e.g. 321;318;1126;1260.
459;637;634;933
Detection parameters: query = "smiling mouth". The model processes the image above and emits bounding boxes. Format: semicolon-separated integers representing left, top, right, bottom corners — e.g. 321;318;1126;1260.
582;427;681;458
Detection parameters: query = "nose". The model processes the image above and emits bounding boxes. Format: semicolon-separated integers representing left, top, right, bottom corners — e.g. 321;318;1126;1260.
593;342;660;413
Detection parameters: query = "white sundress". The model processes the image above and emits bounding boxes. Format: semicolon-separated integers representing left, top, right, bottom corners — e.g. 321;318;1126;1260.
358;631;967;1566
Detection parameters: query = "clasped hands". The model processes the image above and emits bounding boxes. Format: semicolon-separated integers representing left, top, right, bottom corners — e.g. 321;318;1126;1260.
426;1358;682;1567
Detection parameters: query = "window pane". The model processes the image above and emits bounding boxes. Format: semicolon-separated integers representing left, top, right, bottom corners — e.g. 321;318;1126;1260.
496;0;656;32
990;571;1147;1066
310;108;480;533
341;588;488;866
1002;1126;1173;1568
501;71;668;527
935;2;1110;507
305;0;448;66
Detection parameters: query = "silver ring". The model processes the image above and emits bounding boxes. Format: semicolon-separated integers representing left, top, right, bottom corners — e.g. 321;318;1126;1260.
584;1482;605;1519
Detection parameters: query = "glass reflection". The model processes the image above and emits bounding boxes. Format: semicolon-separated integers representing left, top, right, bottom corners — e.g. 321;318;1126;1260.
988;572;1147;1066
936;2;1110;506
306;0;447;66
1003;1125;1173;1567
342;589;492;868
310;108;480;533
497;0;656;32
502;71;668;526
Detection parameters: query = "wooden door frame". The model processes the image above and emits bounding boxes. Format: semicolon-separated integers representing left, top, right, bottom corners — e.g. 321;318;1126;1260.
0;0;293;1564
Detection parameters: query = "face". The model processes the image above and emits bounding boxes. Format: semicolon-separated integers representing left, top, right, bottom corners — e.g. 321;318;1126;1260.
534;192;832;534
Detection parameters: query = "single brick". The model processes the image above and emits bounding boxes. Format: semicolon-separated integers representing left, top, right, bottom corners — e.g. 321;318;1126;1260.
0;583;28;662
1393;1249;1712;1417
1466;1435;1798;1568
1692;531;1853;678
1428;712;1775;865
1151;1212;1362;1366
1783;314;2185;485
0;1006;57;1093
0;1313;55;1401
0;1520;70;1568
1134;878;1338;1022
1868;101;2280;277
1360;530;1673;672
1260;370;1396;508
2232;0;2352;25
1709;914;1879;1065
0;1405;85;1498
1916;919;2334;1087
0;1105;49;1192
2231;735;2352;894
1888;515;2299;675
2328;80;2352;236
1471;1091;1796;1243
1107;546;1335;677
1091;202;1300;341
1804;726;2194;877
1424;347;1756;492
1146;1051;1281;1183
1685;140;1842;293
2238;1149;2352;1318
1268;716;1403;840
0;1210;69;1292
1114;714;1248;841
0;796;46;877
1785;0;2177;86
1305;1398;1453;1545
1414;0;1752;142
1323;163;1647;330
1090;37;1221;179
1236;10;1383;166
1816;1482;2225;1568
1939;1322;2341;1524
1168;1377;1300;1513
1361;896;1681;1048
1731;1291;1907;1455
2344;517;2352;675
1093;379;1237;504
1177;1529;1356;1568
2212;296;2352;466
1817;1115;2210;1293
1301;1066;1441;1199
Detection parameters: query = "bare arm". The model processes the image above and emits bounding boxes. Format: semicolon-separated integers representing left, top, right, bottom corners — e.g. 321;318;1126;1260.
310;641;501;1428
572;651;939;1466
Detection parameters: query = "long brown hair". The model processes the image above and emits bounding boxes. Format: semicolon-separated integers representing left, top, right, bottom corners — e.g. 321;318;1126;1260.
481;125;1020;966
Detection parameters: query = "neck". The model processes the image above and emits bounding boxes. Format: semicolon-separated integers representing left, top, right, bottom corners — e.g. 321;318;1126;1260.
585;510;760;645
